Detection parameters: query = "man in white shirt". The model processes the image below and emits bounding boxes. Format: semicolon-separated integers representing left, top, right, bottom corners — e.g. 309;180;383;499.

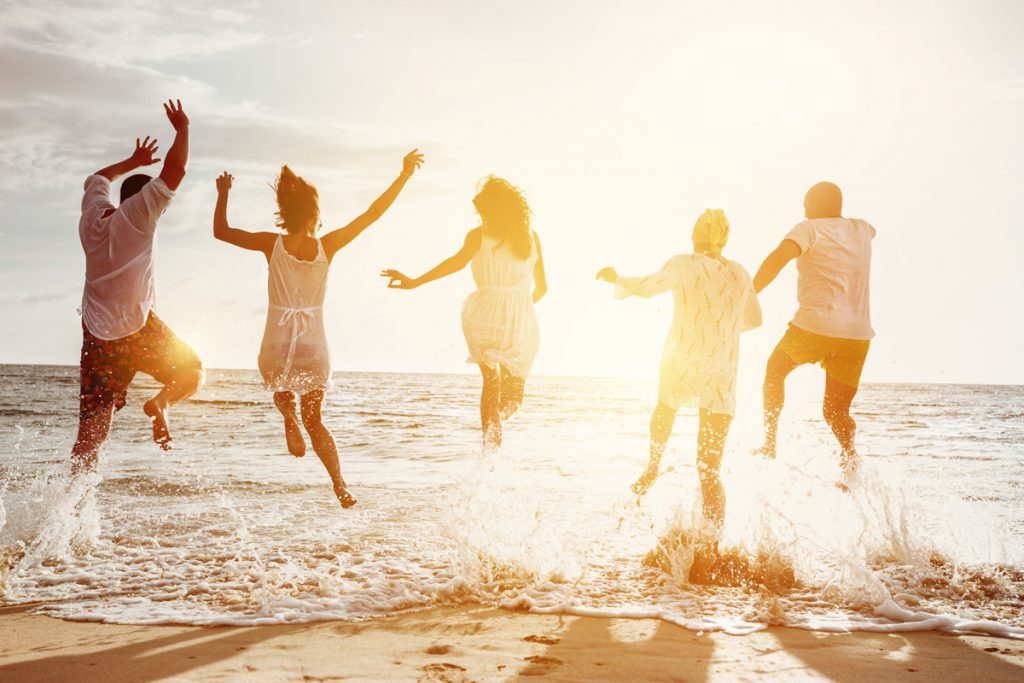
752;182;875;486
73;100;203;473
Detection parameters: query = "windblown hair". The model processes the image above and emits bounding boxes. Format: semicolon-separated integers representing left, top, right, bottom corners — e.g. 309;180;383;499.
273;165;320;234
473;176;533;260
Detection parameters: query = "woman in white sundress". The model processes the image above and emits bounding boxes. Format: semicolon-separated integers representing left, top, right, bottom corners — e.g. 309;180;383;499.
597;209;761;534
212;150;425;508
382;176;547;450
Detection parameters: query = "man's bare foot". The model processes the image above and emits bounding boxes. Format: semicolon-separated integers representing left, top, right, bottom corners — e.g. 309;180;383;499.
143;400;172;451
334;484;357;509
283;415;306;457
631;463;661;497
70;456;97;476
752;444;777;459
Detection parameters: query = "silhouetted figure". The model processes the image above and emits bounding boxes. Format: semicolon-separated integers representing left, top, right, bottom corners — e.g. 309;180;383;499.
752;182;875;490
597;209;761;538
72;100;202;473
213;150;425;508
383;176;547;450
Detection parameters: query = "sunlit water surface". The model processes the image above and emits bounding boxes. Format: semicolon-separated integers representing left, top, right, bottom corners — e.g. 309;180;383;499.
1;365;1022;638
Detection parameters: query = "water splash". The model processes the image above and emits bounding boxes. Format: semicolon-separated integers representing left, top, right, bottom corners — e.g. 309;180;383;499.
0;369;1021;638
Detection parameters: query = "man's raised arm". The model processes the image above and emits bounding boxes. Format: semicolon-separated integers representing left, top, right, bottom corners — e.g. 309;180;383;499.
158;99;189;191
93;136;161;182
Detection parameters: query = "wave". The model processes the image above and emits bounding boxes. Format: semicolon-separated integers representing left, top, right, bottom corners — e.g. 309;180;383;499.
1;373;1022;639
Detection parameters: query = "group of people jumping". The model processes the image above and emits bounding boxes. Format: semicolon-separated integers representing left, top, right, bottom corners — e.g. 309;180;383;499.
72;101;875;552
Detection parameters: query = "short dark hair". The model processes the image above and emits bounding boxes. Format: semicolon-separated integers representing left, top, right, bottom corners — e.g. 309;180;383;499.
120;174;152;204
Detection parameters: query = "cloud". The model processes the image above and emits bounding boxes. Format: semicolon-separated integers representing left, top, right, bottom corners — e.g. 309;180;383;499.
0;1;264;66
0;285;80;305
0;34;415;200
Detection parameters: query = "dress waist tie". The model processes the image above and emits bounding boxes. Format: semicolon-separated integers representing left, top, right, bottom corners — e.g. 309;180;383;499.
271;304;321;379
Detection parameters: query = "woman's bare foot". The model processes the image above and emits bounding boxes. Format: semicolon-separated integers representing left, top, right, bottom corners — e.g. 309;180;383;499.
499;399;522;423
836;450;859;493
143;399;173;451
283;414;306;457
334;484;357;509
631;462;661;497
751;444;777;459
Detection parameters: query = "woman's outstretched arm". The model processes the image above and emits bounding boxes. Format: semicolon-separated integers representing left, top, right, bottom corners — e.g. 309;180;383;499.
212;172;277;258
596;257;683;299
321;149;425;260
382;228;482;290
532;232;547;303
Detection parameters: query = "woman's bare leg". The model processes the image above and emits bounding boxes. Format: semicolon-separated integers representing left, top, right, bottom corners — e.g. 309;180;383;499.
498;365;526;421
479;364;502;450
632;401;677;496
696;408;733;529
273;391;306;457
299;390;355;508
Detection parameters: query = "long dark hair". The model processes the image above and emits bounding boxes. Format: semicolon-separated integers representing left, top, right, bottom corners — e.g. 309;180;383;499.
473;176;532;259
273;165;320;234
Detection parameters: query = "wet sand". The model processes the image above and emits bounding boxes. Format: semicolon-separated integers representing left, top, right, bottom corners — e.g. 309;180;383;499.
1;603;1023;682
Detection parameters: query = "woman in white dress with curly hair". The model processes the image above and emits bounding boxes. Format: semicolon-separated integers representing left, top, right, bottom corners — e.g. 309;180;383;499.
382;176;547;449
597;209;761;533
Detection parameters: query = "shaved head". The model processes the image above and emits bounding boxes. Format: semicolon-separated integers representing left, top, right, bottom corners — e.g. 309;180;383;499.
804;181;842;219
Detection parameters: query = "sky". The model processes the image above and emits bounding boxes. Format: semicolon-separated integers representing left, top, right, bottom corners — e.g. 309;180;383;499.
1;0;1022;385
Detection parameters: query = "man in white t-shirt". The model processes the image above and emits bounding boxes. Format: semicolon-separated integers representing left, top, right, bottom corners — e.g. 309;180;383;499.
73;100;203;473
752;182;875;486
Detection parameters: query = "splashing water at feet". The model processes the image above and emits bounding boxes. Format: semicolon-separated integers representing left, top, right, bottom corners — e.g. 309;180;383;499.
1;368;1022;638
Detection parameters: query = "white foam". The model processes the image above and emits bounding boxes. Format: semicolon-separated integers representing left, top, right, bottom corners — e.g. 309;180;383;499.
2;375;1022;640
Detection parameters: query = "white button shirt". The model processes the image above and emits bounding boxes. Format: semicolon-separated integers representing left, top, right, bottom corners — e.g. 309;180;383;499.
78;174;174;340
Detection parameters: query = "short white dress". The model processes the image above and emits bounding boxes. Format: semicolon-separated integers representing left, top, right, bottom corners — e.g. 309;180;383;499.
258;236;332;394
461;232;540;378
616;254;762;416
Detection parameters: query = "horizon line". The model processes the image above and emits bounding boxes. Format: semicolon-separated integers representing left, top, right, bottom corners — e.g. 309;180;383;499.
1;362;1021;388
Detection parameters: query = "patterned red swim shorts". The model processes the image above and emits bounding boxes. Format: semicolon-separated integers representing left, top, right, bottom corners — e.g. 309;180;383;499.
78;311;202;421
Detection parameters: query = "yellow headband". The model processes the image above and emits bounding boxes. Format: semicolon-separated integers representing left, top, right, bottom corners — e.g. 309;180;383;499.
692;208;730;255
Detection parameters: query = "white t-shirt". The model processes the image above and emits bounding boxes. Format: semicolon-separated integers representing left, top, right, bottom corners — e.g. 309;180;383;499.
79;174;175;340
784;217;875;341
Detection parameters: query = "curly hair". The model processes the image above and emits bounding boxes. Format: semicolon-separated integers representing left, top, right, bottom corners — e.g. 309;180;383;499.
473;175;533;260
273;165;320;234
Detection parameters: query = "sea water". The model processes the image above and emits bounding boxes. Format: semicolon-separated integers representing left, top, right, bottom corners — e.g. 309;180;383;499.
1;365;1022;637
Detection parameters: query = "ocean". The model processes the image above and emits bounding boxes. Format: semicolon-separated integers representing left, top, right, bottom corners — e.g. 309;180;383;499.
1;364;1022;638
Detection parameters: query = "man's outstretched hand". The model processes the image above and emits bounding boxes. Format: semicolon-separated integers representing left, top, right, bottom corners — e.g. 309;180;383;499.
130;136;160;167
163;99;189;131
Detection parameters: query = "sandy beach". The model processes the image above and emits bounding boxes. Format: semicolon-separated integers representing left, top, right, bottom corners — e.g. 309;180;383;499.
1;603;1021;682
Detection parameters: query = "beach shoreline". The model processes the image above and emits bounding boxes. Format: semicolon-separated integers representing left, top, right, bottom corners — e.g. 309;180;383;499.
2;603;1022;682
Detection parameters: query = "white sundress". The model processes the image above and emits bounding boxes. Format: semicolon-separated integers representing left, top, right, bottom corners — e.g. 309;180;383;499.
616;253;762;416
258;236;332;395
461;232;540;378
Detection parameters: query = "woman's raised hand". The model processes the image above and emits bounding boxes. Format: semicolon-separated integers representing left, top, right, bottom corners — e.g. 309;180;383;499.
381;269;417;289
595;266;618;283
402;149;425;177
216;171;233;194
